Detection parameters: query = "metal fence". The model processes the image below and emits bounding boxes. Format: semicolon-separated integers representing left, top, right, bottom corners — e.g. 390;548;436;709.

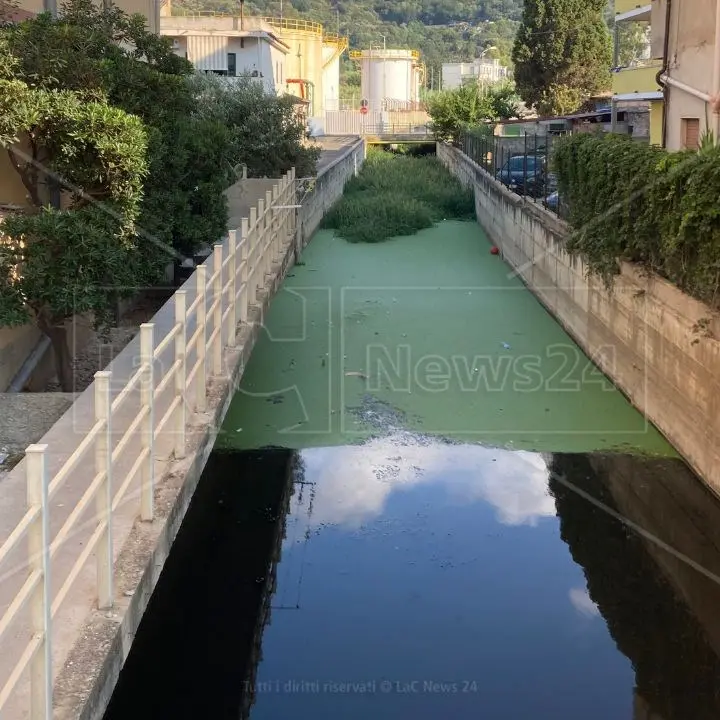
460;131;567;218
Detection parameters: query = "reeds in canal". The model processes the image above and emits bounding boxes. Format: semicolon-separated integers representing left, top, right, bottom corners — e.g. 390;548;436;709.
322;149;475;243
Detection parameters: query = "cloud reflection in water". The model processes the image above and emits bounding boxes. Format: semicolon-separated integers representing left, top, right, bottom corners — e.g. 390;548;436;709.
299;435;555;529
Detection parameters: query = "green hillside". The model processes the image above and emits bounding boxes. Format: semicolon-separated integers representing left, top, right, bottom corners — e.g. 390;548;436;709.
172;0;523;90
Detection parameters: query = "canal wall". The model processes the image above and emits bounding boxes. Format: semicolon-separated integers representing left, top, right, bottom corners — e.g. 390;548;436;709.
438;142;720;494
0;140;365;720
295;139;365;255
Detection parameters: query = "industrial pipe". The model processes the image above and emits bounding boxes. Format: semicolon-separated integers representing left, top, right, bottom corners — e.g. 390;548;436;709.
660;74;712;102
659;0;672;147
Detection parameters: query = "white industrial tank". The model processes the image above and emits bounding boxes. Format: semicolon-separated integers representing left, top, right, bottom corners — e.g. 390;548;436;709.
357;48;421;111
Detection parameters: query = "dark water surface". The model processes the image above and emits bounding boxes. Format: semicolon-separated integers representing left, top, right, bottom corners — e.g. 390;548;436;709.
104;441;720;720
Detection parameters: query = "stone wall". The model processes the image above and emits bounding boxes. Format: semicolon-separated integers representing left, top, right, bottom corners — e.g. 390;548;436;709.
438;142;720;494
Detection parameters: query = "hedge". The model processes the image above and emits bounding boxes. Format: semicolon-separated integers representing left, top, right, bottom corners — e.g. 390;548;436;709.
553;133;720;307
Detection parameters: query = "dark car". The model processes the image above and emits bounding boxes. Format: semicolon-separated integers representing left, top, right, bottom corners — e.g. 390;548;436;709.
495;155;547;197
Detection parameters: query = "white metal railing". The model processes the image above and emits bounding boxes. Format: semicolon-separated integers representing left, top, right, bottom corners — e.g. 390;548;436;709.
0;168;297;718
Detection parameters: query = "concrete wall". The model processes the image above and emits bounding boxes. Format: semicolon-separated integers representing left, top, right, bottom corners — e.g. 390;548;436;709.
295;138;365;252
438;142;720;494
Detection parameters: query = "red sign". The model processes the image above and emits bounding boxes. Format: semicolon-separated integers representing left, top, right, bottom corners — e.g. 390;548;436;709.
360;106;368;115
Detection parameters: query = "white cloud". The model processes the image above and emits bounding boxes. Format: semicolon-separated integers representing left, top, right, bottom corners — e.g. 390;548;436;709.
299;435;555;529
569;586;600;618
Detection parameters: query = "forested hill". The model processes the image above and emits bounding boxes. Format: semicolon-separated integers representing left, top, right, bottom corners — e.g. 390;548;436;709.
172;0;524;86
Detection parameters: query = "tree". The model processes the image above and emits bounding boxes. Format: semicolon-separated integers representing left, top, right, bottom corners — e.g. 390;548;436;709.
190;74;320;179
427;83;520;142
0;53;148;389
512;0;612;115
1;0;225;259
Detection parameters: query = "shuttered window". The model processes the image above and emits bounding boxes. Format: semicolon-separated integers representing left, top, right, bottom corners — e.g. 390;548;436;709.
186;36;229;72
682;118;700;150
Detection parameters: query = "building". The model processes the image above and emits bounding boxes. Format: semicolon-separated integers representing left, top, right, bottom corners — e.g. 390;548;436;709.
611;0;663;145
657;0;719;150
161;7;347;120
613;0;720;151
441;59;509;91
160;15;290;96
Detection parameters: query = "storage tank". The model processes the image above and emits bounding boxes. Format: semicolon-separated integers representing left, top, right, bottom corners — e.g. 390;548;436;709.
263;17;347;118
353;48;422;111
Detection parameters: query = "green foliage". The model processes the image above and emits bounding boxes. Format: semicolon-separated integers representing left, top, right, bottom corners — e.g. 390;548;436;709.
190;74;320;179
0;72;148;327
322;150;475;242
512;0;612;115
554;133;720;306
1;205;149;326
427;83;520;143
0;0;318;387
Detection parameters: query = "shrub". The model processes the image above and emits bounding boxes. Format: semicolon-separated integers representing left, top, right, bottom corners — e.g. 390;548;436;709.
553;133;720;306
322;150;475;243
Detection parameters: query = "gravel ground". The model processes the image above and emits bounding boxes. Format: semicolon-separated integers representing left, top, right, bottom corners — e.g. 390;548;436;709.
43;290;173;393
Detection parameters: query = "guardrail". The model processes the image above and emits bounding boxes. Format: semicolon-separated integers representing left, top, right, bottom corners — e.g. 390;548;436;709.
360;123;433;137
0;169;296;718
169;10;325;34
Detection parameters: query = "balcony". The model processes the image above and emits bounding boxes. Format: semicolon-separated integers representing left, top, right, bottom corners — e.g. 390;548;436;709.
612;61;663;96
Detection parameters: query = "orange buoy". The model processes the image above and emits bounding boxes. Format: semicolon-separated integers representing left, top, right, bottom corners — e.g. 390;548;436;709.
490;246;500;255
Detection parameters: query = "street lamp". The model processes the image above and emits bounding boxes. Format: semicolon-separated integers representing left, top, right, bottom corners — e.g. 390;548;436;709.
478;45;498;94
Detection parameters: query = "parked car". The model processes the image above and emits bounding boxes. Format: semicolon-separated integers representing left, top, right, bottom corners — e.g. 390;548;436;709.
544;191;559;211
495;155;547;198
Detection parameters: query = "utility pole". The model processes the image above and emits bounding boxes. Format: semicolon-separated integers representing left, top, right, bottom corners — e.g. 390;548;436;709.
611;22;619;132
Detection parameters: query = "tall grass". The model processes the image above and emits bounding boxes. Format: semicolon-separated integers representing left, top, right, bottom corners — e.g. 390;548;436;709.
322;150;475;243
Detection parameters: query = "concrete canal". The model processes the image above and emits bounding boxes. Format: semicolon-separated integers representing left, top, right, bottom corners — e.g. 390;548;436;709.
103;157;720;720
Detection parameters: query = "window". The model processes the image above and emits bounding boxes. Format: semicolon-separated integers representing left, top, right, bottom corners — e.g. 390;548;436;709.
507;156;539;171
240;38;245;49
227;53;236;77
682;118;700;150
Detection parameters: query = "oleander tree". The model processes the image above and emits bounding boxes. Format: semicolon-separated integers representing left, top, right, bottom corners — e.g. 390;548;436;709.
0;47;148;389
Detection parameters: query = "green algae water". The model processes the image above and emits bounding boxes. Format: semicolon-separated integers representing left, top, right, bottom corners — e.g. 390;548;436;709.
219;220;673;456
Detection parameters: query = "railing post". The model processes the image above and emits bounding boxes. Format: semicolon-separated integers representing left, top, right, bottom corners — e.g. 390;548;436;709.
256;199;265;296
240;218;249;325
249;207;258;307
26;444;51;720
290;168;297;239
140;323;155;521
212;245;223;376
94;370;113;610
265;189;273;277
195;265;207;412
227;230;237;347
174;290;187;458
272;184;281;261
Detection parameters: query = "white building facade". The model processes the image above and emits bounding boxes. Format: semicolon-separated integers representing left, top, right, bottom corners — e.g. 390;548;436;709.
161;17;290;95
442;58;509;90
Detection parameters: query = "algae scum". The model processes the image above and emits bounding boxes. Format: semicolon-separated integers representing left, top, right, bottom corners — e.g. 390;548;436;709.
220;153;672;456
